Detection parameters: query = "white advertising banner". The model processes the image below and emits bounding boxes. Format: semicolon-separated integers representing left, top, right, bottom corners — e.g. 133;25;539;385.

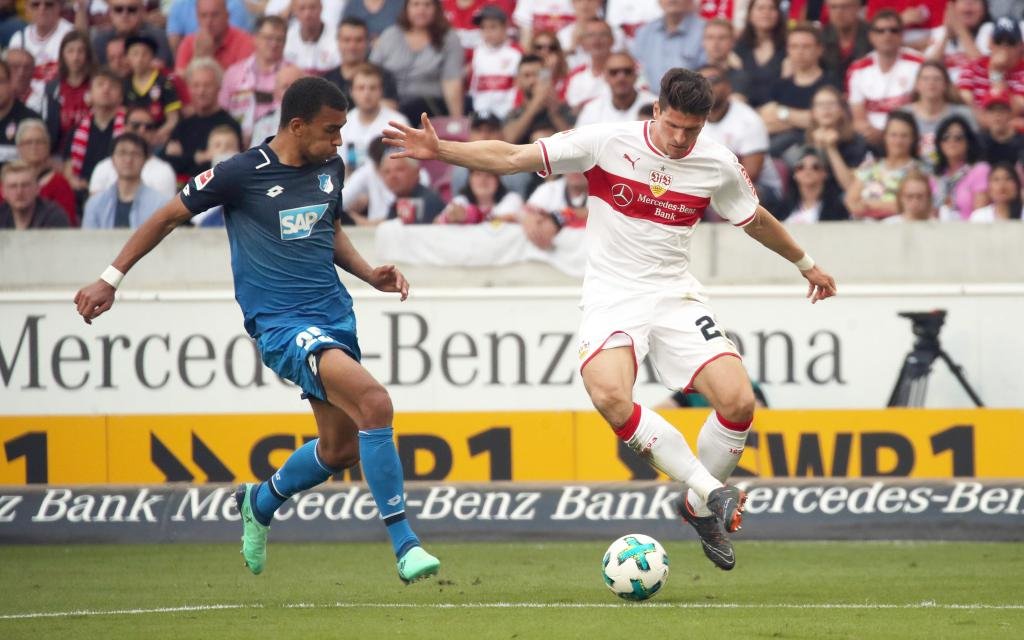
1;286;1021;414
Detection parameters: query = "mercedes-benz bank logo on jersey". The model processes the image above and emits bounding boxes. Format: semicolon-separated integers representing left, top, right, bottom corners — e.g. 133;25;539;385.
279;203;329;240
611;183;634;207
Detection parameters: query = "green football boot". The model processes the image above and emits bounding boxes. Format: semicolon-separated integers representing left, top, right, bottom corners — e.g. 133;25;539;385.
397;546;440;584
234;483;269;575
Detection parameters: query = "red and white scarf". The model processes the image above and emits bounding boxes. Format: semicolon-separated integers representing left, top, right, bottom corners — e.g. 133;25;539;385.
69;110;125;177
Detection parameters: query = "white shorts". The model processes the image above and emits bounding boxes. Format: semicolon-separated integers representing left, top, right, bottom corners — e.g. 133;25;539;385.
577;295;740;392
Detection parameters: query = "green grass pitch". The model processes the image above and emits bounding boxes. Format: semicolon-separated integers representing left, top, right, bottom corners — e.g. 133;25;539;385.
1;541;1022;639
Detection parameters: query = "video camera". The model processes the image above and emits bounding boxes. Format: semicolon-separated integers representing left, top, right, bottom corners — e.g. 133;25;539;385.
897;310;946;341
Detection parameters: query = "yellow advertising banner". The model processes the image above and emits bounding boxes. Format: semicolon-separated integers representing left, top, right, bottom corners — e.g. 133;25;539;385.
1;410;1022;485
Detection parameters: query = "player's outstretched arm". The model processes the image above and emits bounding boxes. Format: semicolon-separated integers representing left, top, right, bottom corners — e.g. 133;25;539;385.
74;195;194;324
382;113;546;176
741;205;838;304
332;220;409;301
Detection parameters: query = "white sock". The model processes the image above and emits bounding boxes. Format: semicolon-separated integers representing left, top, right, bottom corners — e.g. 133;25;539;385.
687;411;752;517
615;403;721;501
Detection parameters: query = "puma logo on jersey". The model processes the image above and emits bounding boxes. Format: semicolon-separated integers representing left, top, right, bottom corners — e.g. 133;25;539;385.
279;203;329;240
623;153;639;170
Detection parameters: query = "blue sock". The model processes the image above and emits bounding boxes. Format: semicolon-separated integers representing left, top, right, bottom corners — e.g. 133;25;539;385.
252;438;335;526
358;427;419;558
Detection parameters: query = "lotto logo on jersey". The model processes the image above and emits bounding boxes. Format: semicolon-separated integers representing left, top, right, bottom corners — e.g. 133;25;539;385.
649;169;672;197
279;203;329;240
193;168;215;191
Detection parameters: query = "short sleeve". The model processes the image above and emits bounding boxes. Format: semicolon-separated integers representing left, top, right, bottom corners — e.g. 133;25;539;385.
534;124;605;178
179;156;244;214
847;70;864;105
712;155;760;227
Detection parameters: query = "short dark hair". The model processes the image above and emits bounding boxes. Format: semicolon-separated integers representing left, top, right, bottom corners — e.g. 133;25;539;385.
659;68;713;117
0;60;9;82
788;22;823;46
871;9;903;29
92;65;122;86
279;76;349;127
339;16;368;32
255;14;287;33
112;132;149;158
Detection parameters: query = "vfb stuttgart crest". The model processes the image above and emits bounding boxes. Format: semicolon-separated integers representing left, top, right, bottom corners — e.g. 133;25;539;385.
649;168;672;197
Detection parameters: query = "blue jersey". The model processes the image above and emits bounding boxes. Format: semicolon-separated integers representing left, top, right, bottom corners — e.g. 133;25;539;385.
179;144;351;338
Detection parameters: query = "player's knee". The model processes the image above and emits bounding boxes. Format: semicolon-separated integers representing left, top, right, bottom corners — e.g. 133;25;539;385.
319;439;360;471
355;385;394;428
587;382;633;426
717;388;756;425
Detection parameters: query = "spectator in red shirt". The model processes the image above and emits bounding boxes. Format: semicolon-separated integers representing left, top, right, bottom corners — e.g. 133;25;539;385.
12;118;77;224
174;0;254;75
956;17;1024;123
43;30;92;154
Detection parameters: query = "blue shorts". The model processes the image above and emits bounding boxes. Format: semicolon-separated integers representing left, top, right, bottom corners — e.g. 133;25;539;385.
257;319;361;402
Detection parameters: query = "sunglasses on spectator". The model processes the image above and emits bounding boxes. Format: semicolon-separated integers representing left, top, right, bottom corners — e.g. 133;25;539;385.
29;1;58;8
111;5;141;13
532;42;557;52
127;121;157;131
607;67;634;77
871;26;902;34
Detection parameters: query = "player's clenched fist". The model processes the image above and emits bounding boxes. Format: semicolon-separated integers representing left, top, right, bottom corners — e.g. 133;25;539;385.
74;281;116;324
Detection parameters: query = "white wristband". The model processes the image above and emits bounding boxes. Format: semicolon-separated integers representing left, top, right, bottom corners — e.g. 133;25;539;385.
99;265;125;290
793;254;815;271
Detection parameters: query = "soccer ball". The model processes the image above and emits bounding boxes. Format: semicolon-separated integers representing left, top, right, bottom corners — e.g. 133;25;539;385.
601;533;670;601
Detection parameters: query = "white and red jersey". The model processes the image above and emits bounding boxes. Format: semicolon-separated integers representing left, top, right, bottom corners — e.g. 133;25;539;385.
847;48;924;131
575;89;657;126
535;120;759;305
444;0;516;51
605;0;662;42
565;64;609;110
9;19;74;108
283;21;340;74
513;0;576;36
469;41;521;119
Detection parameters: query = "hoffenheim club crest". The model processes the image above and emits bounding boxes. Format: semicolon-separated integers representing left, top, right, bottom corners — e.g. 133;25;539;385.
318;174;334;194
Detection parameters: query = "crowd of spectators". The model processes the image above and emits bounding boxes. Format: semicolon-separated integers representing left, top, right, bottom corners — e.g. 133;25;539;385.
1;0;1023;236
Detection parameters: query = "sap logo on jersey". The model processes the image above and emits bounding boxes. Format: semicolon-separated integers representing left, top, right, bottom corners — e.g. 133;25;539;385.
279;203;329;240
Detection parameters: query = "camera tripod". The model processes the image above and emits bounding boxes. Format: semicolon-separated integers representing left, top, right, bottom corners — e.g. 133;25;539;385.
887;310;984;407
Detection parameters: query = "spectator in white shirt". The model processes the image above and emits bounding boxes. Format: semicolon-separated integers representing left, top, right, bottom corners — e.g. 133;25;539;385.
284;0;341;73
88;106;177;199
557;0;625;69
339;63;408;172
848;10;924;149
468;5;521;120
564;18;616;111
9;0;73;107
699;63;784;214
576;52;655;126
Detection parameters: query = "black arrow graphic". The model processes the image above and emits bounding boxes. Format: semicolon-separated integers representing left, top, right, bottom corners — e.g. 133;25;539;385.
151;433;193;482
